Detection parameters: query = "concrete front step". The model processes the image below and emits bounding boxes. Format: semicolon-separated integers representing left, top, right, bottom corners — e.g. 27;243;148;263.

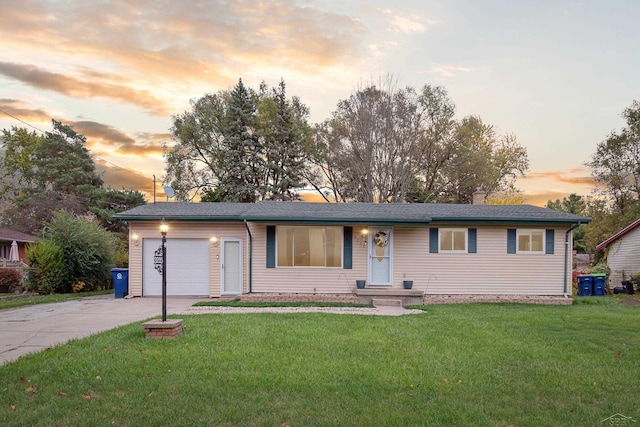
355;288;425;307
372;298;403;307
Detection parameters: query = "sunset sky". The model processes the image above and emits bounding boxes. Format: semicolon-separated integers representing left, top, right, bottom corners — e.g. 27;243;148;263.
0;0;638;205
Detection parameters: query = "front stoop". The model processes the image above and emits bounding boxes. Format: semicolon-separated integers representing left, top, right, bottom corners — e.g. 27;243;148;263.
372;298;403;307
142;319;183;339
355;289;424;307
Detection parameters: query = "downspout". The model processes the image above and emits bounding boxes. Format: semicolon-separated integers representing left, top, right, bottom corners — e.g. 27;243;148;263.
244;219;253;293
564;222;581;298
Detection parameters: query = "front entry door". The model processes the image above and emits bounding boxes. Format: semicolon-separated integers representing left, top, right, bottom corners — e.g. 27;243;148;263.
221;239;242;295
368;228;392;285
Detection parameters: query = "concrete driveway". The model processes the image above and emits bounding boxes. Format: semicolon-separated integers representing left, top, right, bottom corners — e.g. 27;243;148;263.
0;295;203;366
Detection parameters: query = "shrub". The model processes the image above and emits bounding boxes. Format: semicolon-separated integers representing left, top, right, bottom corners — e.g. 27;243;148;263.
113;238;129;268
26;240;67;294
44;211;117;292
0;269;23;293
589;262;611;276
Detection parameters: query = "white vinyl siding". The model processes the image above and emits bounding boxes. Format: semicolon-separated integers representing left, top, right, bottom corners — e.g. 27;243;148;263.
127;222;247;297
253;224;365;293
605;226;640;286
128;222;572;297
395;226;569;295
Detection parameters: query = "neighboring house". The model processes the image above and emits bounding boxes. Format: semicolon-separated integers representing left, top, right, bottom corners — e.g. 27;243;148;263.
0;228;36;264
596;219;640;287
114;202;590;300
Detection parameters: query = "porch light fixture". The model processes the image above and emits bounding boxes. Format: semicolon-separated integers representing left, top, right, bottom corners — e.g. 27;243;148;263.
210;235;219;246
361;228;369;246
160;219;168;322
132;233;140;246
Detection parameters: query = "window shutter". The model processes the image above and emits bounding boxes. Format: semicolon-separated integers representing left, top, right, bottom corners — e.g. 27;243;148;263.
429;228;439;253
266;226;276;268
507;229;516;254
343;227;353;269
545;229;554;254
468;228;477;253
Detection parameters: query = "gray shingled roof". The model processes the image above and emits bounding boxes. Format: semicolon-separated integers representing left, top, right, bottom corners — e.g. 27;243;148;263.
114;201;590;225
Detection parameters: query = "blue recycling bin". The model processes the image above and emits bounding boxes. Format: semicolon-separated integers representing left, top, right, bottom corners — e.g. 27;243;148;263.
577;275;592;296
111;268;129;299
592;274;607;296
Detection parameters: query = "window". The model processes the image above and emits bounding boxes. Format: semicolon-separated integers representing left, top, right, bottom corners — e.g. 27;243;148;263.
277;226;342;267
439;228;467;253
430;228;477;254
517;230;544;253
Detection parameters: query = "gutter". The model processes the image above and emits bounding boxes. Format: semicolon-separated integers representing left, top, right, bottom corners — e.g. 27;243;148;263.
564;222;582;297
244;219;253;294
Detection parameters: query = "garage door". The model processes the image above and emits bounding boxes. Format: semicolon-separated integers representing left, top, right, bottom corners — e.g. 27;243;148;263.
142;239;210;296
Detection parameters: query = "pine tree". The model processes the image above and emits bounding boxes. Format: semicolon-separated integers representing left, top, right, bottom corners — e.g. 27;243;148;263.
217;79;264;202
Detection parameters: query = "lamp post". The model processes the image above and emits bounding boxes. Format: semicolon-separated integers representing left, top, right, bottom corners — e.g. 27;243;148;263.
160;220;169;322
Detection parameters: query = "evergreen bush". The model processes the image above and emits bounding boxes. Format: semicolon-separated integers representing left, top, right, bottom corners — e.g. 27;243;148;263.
45;211;117;292
26;240;67;294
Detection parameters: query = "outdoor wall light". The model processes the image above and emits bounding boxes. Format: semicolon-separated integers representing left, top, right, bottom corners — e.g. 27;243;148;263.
210;235;219;247
361;228;369;246
132;233;140;246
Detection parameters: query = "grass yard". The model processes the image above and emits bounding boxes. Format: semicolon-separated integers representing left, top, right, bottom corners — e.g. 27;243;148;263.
1;303;639;426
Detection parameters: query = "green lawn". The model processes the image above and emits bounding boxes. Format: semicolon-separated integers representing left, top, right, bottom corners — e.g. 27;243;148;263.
1;303;639;426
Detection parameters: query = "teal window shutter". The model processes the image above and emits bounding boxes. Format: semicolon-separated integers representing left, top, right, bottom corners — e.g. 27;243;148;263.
266;226;276;268
507;229;516;254
468;228;477;253
546;229;554;254
429;228;439;253
343;227;353;269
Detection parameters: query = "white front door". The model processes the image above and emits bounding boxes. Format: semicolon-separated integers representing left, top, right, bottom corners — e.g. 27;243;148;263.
221;239;242;295
368;228;392;285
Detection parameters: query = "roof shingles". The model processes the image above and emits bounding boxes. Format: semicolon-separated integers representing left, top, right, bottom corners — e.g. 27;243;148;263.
114;201;589;225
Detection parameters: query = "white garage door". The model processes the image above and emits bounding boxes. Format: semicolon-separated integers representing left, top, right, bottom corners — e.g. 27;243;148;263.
142;239;210;296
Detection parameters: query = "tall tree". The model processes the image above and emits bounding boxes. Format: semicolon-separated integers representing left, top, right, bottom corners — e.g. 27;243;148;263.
586;100;640;214
217;79;264;202
1;120;145;234
486;189;526;205
312;80;457;203
437;116;528;204
257;80;311;200
314;79;528;203
546;193;587;215
546;193;588;253
0;127;43;197
165;78;312;201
